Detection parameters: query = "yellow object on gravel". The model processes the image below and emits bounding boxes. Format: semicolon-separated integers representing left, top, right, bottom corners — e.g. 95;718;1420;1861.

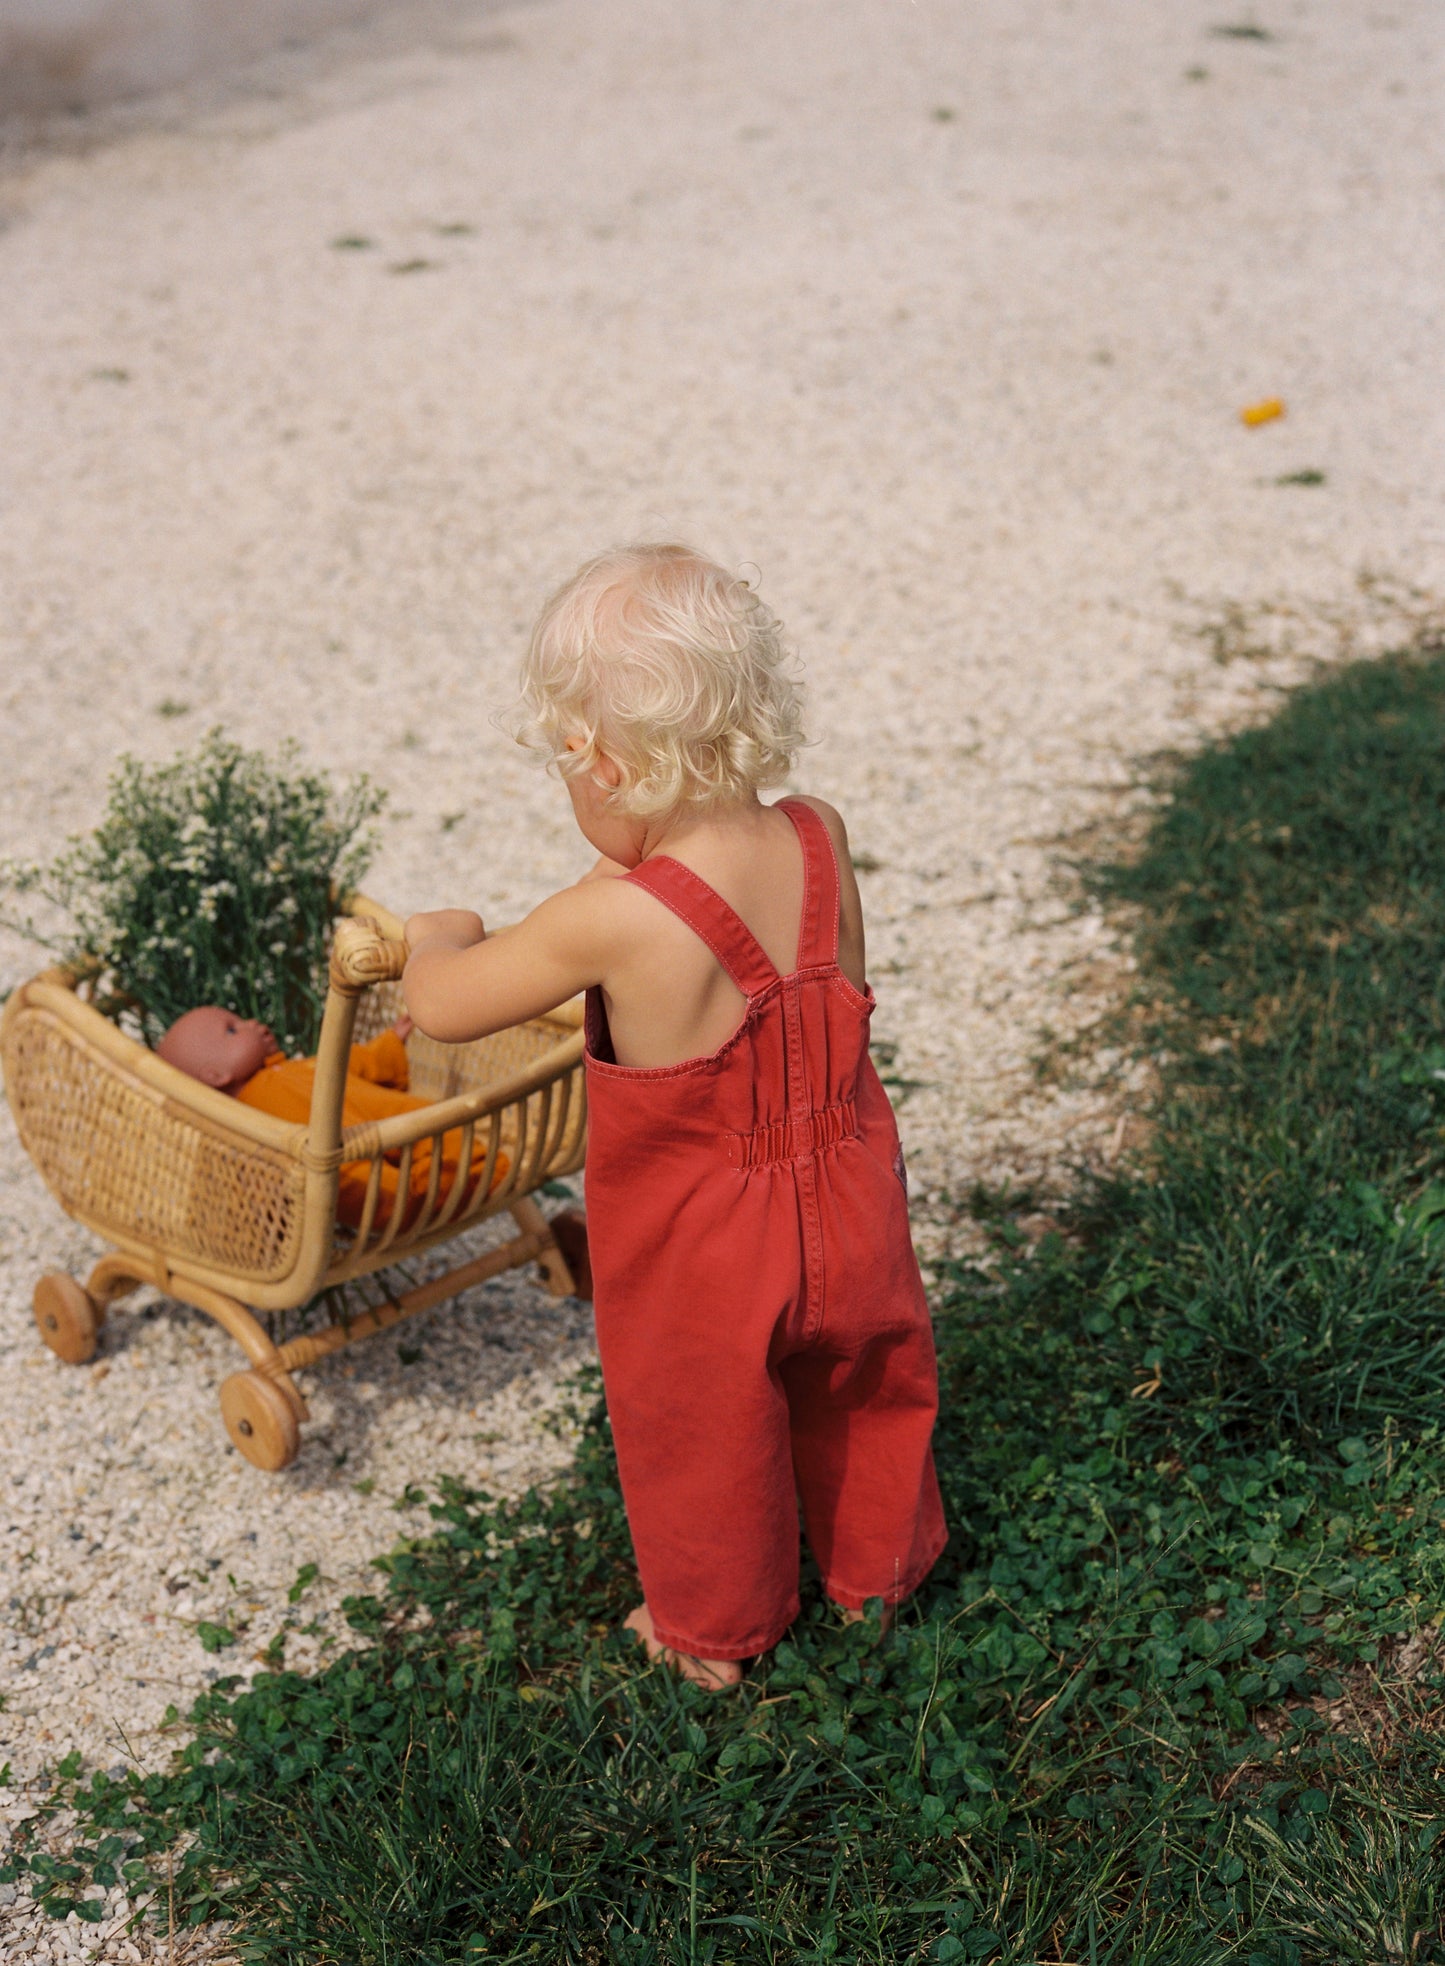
1240;398;1286;427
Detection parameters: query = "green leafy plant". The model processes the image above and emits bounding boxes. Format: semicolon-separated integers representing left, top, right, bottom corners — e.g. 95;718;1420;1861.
1;730;385;1051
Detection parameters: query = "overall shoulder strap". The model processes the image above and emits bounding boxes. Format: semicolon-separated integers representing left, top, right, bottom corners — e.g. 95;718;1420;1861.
779;799;841;969
625;857;780;998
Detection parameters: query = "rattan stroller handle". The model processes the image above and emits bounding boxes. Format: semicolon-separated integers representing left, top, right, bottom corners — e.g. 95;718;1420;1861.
330;917;409;995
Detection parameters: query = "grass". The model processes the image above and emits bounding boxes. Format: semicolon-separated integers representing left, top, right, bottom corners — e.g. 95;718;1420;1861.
9;646;1445;1962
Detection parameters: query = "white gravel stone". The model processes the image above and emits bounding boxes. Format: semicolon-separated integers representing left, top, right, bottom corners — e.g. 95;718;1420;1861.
2;0;1444;1955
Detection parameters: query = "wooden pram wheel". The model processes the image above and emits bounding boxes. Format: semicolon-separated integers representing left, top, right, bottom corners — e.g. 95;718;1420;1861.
34;1274;100;1364
220;1370;301;1471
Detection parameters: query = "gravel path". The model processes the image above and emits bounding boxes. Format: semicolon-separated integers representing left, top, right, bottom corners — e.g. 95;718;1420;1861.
2;0;1443;1951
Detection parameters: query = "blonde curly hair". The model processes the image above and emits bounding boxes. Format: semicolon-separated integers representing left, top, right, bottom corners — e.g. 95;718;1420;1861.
515;543;807;820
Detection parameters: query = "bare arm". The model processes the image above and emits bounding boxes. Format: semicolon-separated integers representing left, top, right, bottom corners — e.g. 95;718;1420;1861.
402;885;623;1043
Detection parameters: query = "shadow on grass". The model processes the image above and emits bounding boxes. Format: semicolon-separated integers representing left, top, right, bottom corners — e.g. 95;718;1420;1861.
9;647;1445;1962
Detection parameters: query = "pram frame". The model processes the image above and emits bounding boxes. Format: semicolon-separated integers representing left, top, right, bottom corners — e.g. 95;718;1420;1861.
0;901;587;1469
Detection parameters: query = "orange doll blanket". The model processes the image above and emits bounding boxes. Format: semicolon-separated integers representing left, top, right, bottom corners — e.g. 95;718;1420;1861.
235;1030;507;1230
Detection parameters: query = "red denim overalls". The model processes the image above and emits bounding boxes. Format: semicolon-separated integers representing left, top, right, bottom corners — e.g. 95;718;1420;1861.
584;798;947;1661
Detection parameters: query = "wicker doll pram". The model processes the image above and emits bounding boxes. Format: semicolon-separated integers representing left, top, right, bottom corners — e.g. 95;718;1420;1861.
0;902;586;1470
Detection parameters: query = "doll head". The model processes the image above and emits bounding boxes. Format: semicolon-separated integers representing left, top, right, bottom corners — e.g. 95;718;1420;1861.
516;543;807;823
156;1006;277;1093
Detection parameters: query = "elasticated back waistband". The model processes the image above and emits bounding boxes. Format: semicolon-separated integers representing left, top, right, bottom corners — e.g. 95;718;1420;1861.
728;1098;858;1169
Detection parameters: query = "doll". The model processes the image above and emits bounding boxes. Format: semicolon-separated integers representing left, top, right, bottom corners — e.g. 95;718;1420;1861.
156;1005;504;1231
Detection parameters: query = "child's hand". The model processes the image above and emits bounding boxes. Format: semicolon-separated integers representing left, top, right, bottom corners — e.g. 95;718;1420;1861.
404;908;485;953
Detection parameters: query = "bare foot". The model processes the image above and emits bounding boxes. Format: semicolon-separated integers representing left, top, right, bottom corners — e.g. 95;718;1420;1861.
624;1603;743;1691
840;1600;895;1635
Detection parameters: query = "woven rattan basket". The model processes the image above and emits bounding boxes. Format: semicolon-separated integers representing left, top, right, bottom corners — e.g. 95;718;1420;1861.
0;899;587;1469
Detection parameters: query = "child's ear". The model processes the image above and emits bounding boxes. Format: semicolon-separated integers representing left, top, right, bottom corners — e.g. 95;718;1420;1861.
594;751;623;790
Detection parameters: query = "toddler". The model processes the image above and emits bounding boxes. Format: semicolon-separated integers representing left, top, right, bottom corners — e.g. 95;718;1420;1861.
403;543;946;1688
